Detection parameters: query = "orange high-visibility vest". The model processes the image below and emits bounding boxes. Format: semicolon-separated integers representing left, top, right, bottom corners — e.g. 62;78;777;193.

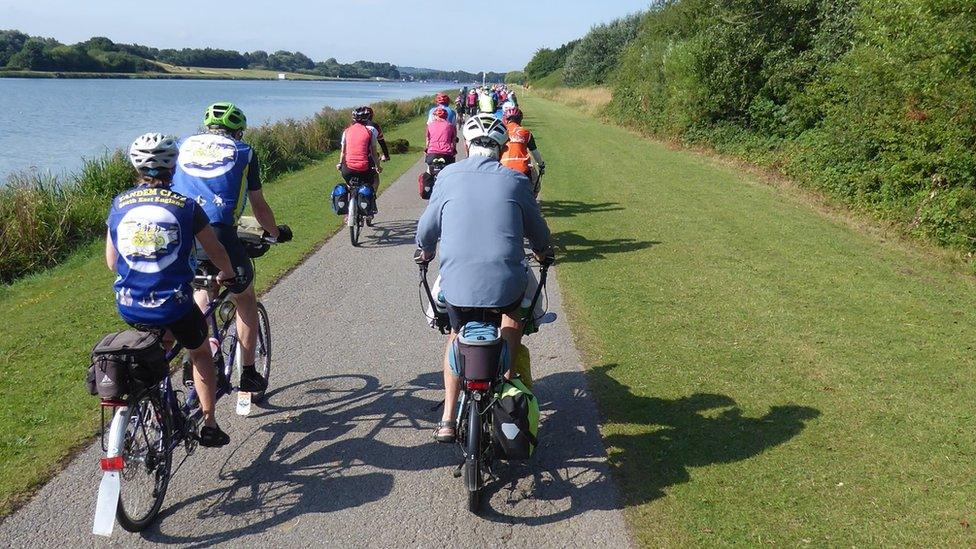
500;121;532;175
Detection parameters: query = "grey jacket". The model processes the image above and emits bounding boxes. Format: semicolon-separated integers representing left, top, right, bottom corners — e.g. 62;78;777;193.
416;156;551;308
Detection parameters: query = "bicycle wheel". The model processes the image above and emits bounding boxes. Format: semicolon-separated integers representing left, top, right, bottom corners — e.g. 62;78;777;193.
349;209;361;247
252;301;272;402
117;390;173;532
463;398;482;513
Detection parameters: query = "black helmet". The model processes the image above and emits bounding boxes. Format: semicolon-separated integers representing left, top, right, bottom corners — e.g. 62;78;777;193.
352;107;370;123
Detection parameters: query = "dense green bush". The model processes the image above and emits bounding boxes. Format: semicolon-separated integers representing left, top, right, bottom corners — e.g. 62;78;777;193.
607;0;976;252
563;14;642;86
0;96;432;283
505;70;527;85
524;40;579;83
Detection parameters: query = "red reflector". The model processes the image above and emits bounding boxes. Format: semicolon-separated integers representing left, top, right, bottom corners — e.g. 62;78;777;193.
465;380;490;391
100;399;126;407
100;456;124;471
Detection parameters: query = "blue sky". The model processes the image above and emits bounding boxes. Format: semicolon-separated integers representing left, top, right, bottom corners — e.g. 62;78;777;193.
0;0;651;72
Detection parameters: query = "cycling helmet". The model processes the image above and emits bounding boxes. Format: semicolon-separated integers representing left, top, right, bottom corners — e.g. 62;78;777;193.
204;102;247;131
462;113;508;147
353;106;370;122
129;133;179;172
432;107;448;119
363;106;375;120
503;106;523;124
435;93;450;105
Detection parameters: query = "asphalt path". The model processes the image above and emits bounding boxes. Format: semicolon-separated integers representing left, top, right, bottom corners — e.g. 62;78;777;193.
0;153;632;547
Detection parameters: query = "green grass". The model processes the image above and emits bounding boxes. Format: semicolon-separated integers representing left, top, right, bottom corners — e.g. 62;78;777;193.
523;93;976;545
531;67;565;89
0;114;427;516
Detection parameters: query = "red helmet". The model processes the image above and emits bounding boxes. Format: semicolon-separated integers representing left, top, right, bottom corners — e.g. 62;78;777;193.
435;93;450;105
433;107;448;119
503;106;523;124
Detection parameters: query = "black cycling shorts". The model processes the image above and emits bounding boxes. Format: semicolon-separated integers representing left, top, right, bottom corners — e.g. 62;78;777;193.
445;297;522;333
212;223;254;294
128;305;208;351
425;154;456;166
341;164;377;188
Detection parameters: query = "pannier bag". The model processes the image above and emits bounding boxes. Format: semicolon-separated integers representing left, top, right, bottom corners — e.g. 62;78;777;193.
449;321;508;381
357;185;377;215
331;184;349;215
418;172;435;200
491;377;539;460
86;330;168;399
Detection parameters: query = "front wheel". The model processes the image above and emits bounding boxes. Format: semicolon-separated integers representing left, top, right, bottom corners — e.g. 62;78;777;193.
463;398;482;513
116;391;173;532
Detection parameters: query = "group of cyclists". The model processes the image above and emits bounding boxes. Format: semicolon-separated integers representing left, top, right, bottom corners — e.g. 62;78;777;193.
104;84;553;449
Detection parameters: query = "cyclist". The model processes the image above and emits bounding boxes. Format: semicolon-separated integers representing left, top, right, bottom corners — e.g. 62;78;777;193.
477;87;497;114
427;93;457;125
465;89;478;117
415;113;553;442
425;106;458;166
500;107;545;196
106;133;237;447
338;106;383;222
172;102;292;398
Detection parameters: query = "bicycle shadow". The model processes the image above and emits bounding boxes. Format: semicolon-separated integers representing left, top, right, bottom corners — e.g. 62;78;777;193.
478;365;819;525
140;373;452;546
551;230;660;264
359;219;417;249
541;200;624;219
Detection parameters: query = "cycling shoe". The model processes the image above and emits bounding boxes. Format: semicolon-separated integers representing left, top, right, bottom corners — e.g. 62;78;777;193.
240;368;268;393
199;425;230;448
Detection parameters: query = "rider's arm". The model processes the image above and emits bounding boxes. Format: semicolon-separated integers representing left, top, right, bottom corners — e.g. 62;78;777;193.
416;185;444;255
195;225;236;278
104;229;117;272
338;130;346;168
527;134;544;170
370;130;382;173
248;189;280;239
378;138;390;160
517;177;552;252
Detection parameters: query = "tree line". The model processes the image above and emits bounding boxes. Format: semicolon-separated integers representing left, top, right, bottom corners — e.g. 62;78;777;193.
0;29;399;79
525;0;976;255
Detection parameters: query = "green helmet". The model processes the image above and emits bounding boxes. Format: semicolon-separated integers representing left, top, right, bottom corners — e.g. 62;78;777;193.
204;102;247;131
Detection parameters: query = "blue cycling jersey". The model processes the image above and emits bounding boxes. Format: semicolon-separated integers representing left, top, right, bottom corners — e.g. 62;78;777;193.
172;133;258;226
106;185;207;325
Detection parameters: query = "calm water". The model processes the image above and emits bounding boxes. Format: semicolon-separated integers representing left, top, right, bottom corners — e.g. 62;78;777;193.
0;79;449;181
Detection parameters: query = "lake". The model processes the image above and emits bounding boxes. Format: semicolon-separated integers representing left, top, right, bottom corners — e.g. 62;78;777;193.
0;79;451;182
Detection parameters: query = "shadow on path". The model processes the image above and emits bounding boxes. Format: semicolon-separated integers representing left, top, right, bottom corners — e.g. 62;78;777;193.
361;219;417;249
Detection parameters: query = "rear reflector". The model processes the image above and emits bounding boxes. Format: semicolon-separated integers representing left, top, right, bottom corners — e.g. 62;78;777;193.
465;380;490;391
100;399;126;407
100;456;124;472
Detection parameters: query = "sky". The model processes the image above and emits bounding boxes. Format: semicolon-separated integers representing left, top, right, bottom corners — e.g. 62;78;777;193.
0;0;651;72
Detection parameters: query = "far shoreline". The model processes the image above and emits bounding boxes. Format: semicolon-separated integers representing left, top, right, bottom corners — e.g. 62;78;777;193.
0;70;414;82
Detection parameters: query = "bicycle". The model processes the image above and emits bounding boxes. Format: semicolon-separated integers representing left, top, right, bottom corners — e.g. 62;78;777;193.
342;172;377;247
417;252;555;512
91;232;277;537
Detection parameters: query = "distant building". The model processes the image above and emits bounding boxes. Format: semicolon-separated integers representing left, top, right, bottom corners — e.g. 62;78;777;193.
277;73;286;80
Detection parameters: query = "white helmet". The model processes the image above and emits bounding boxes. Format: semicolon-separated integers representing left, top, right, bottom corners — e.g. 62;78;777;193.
128;133;179;172
462;113;508;148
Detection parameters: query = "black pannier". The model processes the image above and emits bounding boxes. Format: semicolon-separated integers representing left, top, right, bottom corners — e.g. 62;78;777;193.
86;330;168;399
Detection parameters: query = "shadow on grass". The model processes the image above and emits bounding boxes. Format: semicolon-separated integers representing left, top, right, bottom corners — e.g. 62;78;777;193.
541;200;624;219
589;364;821;505
552;230;661;263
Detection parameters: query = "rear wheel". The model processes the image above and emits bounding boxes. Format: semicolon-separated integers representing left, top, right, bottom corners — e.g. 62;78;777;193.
463;398;482;513
252;302;272;402
349;204;360;247
117;391;172;532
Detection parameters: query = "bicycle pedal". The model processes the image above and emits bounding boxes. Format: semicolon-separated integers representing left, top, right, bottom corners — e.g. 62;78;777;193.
452;463;463;479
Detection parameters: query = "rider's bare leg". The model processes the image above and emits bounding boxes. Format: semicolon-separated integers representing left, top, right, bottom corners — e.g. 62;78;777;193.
442;332;460;423
231;283;258;367
188;343;219;427
500;312;522;380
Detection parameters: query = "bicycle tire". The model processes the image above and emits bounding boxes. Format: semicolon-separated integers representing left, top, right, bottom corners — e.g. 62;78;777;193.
350;215;361;247
116;390;173;532
251;301;272;402
464;398;482;513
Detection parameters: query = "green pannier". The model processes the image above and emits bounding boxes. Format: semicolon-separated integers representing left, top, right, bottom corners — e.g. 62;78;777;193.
491;378;539;460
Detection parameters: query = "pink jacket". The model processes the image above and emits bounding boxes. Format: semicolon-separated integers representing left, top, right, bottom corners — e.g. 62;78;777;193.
426;119;457;156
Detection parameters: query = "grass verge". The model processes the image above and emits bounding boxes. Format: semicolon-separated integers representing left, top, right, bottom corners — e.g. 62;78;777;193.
0;114;428;517
523;93;976;546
